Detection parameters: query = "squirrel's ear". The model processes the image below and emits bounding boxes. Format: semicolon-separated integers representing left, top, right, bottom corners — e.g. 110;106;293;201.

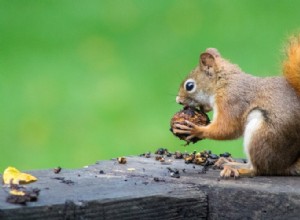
200;48;220;68
205;48;220;57
200;52;215;68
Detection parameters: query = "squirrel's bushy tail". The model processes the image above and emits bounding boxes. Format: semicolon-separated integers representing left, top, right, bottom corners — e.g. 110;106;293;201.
283;35;300;95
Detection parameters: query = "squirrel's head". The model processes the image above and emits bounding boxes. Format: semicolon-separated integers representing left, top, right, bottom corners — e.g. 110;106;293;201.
176;48;221;112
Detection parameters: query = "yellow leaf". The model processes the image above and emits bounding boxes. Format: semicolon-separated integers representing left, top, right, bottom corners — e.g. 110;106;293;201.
3;167;37;185
9;189;25;196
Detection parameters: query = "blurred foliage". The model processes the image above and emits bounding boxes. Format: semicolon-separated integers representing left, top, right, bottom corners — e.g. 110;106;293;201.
0;0;300;170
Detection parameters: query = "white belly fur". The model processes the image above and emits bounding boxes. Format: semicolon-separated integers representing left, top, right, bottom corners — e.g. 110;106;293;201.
243;110;264;166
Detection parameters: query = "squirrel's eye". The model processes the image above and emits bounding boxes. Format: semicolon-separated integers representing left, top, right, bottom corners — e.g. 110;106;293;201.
184;79;196;93
186;82;194;91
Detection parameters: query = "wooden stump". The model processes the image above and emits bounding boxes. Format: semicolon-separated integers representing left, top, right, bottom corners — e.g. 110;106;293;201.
1;155;300;219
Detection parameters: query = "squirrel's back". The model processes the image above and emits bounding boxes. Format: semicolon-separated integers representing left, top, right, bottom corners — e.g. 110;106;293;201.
283;35;300;95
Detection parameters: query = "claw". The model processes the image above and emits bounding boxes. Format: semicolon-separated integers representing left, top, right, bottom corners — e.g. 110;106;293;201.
174;123;191;130
220;165;239;178
172;128;191;135
186;134;196;141
184;120;196;128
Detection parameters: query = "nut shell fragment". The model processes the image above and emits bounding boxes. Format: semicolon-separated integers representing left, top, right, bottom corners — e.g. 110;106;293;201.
117;157;127;164
3;167;37;185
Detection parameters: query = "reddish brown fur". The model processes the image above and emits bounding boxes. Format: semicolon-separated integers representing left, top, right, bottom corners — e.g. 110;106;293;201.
176;40;300;177
283;35;300;96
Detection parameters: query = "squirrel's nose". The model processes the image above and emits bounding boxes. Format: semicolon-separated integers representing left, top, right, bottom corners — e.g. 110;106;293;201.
176;96;183;105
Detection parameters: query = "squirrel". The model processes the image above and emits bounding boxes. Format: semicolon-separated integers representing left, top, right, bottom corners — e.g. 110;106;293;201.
173;36;300;178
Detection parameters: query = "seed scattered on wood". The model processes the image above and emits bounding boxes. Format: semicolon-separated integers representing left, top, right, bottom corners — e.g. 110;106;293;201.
209;154;219;159
6;184;40;205
53;166;62;174
166;152;172;157
127;168;135;171
169;149;230;172
220;152;231;158
155;148;169;155
155;155;163;161
153;177;166;182
167;167;180;178
194;157;206;165
159;157;165;162
174;151;183;159
141;149;233;175
153;177;159;182
184;155;194;164
52;177;74;185
117;157;127;164
140;152;151;158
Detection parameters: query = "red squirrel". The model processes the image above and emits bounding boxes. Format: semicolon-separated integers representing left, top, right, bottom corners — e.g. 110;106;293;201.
173;36;300;178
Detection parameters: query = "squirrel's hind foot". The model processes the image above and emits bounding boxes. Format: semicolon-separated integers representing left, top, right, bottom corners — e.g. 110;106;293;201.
220;165;239;178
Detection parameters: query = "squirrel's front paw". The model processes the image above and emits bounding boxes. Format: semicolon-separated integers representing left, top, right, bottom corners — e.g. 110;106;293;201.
173;120;205;141
220;165;239;178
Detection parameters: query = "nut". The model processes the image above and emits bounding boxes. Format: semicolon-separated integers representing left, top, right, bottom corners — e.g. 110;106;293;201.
170;106;210;144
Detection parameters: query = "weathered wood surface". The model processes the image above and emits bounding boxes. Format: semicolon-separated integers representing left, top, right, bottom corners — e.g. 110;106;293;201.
1;155;300;220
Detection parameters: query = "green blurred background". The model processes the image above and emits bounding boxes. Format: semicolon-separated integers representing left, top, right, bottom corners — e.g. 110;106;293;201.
0;0;299;171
